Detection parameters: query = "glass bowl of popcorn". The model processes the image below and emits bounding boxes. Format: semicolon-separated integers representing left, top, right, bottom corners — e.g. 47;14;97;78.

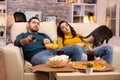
48;55;69;67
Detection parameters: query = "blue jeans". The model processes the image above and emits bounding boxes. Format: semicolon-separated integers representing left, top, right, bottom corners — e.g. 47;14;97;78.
31;45;83;66
93;44;113;64
31;44;113;65
81;44;113;64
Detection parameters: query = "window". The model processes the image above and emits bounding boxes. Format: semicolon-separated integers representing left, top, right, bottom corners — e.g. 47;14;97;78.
106;0;120;37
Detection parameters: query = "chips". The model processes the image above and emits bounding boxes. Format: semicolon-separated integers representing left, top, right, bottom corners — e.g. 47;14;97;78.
45;43;58;50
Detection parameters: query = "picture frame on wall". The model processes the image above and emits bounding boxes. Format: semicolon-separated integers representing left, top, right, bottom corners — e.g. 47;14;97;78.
10;0;23;2
25;11;42;21
57;0;66;3
84;0;96;4
45;15;57;22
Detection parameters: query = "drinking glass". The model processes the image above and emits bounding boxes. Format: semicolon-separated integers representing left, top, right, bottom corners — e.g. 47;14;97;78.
87;50;94;61
57;51;64;55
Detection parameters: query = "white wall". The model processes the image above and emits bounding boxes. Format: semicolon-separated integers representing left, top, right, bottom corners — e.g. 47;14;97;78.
96;0;106;25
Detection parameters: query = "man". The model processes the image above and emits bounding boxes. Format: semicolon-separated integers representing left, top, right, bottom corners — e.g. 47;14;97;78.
14;17;84;66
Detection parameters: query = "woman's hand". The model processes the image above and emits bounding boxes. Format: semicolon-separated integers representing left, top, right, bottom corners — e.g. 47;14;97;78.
43;38;51;44
75;43;85;47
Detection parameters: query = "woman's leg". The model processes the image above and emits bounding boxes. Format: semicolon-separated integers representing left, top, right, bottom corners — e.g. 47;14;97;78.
56;45;84;61
93;44;113;64
81;53;87;61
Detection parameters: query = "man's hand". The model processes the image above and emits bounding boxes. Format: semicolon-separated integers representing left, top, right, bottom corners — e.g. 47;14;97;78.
43;38;50;44
20;35;36;46
26;35;36;44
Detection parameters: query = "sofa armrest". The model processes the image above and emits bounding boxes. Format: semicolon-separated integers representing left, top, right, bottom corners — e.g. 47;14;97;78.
3;44;24;80
113;46;120;72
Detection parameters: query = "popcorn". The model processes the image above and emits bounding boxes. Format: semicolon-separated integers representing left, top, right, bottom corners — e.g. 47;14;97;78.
49;55;69;67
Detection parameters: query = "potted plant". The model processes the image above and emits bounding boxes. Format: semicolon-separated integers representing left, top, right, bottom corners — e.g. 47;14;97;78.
86;62;93;74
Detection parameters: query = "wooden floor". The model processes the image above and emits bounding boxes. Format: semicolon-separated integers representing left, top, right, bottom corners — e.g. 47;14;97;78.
0;52;5;80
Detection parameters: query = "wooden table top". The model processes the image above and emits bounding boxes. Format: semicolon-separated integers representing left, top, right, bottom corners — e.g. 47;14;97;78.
32;59;115;73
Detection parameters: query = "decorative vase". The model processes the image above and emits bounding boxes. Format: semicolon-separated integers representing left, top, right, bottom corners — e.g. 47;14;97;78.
86;67;93;74
0;31;4;37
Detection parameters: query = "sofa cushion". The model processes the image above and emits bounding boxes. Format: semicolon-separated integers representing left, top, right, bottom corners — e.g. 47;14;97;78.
70;23;99;42
69;23;99;36
39;22;57;42
24;61;33;72
11;22;57;43
112;46;120;72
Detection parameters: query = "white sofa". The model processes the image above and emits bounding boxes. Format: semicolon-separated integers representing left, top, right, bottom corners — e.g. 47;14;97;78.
3;22;120;80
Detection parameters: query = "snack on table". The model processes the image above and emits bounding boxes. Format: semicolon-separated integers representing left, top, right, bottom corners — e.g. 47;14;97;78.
73;62;105;70
49;55;69;67
45;43;58;50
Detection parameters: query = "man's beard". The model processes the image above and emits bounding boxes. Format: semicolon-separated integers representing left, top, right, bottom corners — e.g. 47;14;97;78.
31;29;38;33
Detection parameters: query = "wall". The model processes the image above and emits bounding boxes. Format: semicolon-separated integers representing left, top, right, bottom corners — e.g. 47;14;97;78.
7;0;71;22
96;0;106;25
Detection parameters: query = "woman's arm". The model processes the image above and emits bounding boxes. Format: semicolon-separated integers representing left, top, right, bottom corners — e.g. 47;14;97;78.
57;37;64;48
78;34;91;49
75;43;86;47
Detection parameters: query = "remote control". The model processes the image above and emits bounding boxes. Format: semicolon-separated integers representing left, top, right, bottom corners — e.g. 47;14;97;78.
32;36;36;40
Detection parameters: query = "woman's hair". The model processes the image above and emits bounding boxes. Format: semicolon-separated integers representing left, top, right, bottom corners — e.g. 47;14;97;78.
57;20;77;41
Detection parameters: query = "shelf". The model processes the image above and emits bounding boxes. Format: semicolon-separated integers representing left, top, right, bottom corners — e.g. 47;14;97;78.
0;0;6;47
0;37;5;39
0;13;5;16
73;15;84;17
0;25;5;27
73;16;84;23
0;1;5;4
70;3;96;23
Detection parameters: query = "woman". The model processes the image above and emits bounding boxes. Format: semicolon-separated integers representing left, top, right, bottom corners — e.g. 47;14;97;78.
57;20;113;64
57;21;89;49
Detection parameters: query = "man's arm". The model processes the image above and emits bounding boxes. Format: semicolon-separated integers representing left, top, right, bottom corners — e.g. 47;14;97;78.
20;36;36;46
20;38;28;46
42;33;54;43
14;33;35;47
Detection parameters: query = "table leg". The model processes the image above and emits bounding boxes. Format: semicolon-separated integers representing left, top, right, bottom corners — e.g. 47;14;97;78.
49;72;56;80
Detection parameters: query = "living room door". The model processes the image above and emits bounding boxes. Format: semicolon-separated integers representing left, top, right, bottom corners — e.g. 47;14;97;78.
106;0;120;46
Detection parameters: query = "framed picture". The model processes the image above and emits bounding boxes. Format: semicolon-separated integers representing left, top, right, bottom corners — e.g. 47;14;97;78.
45;15;57;22
84;0;96;4
10;0;23;2
56;0;66;3
25;11;42;21
66;0;79;3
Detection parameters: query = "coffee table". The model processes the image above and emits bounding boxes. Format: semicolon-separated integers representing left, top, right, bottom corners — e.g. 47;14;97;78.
56;71;120;80
32;59;120;80
56;59;120;80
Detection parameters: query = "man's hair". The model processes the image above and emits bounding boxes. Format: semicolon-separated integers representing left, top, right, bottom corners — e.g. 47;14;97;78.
28;17;40;22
